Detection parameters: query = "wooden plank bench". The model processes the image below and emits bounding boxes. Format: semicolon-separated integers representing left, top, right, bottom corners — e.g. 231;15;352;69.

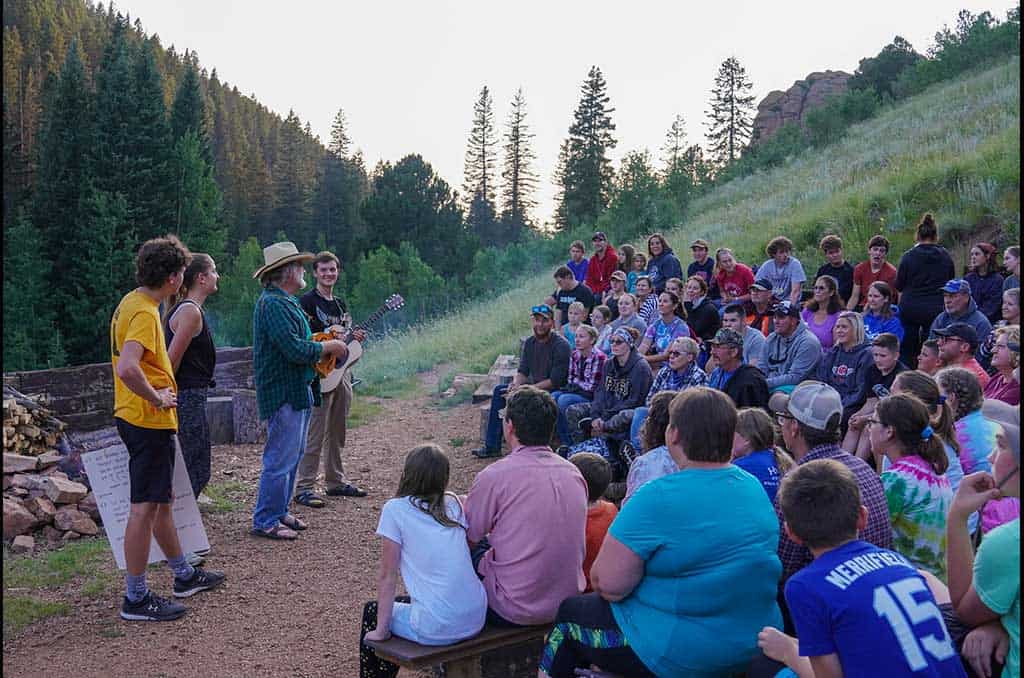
364;623;548;677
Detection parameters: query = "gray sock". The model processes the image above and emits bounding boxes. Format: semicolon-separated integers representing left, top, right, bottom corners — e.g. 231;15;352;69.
126;573;148;603
167;554;195;581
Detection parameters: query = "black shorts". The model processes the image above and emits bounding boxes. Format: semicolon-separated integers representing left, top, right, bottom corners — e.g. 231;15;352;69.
115;418;175;504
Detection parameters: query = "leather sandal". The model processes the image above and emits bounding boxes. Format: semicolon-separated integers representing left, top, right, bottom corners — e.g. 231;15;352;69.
279;514;308;531
251;525;298;540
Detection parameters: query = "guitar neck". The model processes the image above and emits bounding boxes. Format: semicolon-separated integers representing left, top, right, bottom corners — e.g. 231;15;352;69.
349;304;391;338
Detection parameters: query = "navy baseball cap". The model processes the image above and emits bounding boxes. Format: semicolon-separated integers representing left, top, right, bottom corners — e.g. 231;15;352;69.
750;278;773;292
772;300;801;318
933;322;979;350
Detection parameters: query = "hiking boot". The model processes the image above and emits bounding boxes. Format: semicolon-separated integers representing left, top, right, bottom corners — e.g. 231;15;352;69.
173;567;226;598
120;591;186;622
471;447;502;459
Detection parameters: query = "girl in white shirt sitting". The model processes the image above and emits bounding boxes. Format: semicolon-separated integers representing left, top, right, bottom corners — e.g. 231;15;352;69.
359;444;487;677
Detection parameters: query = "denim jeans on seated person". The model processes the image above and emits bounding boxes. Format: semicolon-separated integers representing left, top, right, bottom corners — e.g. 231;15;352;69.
629;406;648;452
551;391;589;446
253;398;312;531
483;383;510;451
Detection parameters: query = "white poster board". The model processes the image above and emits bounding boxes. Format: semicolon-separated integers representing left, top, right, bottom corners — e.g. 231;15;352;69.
82;438;210;570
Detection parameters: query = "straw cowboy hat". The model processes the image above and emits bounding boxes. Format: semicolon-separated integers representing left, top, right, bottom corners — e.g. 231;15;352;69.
252;241;315;279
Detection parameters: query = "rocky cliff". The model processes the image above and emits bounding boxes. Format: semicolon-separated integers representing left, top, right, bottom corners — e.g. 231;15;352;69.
752;70;852;144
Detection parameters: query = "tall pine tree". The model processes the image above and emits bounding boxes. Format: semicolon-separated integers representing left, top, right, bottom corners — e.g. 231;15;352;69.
273;109;313;245
660;114;694;210
312;107;367;261
559;66;617;227
704;57;756;166
463;85;498;243
499;87;537;240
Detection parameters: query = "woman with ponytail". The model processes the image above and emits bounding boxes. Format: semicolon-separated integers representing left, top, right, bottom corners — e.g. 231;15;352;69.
894;213;956;366
164;256;219;491
891;370;964;494
869;393;953;579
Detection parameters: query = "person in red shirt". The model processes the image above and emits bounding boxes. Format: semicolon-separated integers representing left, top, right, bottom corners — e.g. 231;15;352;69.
715;247;756;306
584;231;619;295
569;452;618;592
848;235;897;311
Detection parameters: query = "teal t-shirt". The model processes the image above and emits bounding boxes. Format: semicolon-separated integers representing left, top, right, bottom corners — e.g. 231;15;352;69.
610;465;783;676
974;518;1020;678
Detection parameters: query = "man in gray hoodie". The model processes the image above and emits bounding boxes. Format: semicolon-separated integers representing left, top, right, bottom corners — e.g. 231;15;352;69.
928;279;993;352
761;301;822;391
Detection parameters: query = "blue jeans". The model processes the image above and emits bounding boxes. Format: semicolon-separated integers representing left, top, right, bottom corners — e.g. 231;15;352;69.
253;400;312;531
552;391;589;446
629;406;649;452
483;384;510;451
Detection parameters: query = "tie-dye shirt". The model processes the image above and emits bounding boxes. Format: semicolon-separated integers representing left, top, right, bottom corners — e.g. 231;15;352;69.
955;409;1022;533
881;454;953;580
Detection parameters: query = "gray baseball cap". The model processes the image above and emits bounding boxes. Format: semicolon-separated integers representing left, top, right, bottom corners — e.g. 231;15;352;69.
785;381;843;431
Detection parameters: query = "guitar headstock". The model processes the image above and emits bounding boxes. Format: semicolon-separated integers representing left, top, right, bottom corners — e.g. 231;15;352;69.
385;294;405;311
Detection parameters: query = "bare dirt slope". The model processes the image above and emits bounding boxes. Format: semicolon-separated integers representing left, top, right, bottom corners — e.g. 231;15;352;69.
2;382;491;678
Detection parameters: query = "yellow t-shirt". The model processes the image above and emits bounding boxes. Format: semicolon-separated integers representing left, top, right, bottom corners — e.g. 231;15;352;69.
110;290;178;430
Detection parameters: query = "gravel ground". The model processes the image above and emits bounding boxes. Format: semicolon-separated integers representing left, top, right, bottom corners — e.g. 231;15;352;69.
2;382;493;678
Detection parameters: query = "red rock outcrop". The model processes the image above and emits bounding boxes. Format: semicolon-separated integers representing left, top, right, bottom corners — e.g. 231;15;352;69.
752;70;852;144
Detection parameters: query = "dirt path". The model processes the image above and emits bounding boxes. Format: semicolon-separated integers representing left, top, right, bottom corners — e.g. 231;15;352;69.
2;378;491;677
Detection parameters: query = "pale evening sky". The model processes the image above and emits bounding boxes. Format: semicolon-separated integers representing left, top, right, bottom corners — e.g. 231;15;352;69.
120;0;1015;227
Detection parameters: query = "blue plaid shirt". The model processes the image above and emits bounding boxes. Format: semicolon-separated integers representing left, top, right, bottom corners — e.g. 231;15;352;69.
252;286;323;420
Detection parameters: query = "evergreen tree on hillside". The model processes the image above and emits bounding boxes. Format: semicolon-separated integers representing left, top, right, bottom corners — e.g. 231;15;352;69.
552;139;571;230
705;57;756;166
328;108;351;158
849;36;922;100
170;62;211;161
463;85;498;243
273;109;313;245
611;149;673;234
660;114;694;209
3;210;64;370
499;87;538;239
313;107;368;261
680;143;713;188
361;154;472;279
559;66;617;227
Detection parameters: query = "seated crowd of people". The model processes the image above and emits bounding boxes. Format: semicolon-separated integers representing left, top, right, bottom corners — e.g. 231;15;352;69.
359;216;1020;678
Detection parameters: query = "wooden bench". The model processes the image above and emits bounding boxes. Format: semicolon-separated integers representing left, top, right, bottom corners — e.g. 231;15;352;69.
364;623;548;677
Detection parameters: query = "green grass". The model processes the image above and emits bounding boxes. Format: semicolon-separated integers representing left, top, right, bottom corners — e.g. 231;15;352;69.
449;436;467;448
349;395;385;427
349;59;1021;390
3;539;115;638
202;479;250;514
3;596;69;638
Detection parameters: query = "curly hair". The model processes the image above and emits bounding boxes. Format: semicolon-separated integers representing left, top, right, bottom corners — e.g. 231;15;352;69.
135;235;191;289
936;367;984;421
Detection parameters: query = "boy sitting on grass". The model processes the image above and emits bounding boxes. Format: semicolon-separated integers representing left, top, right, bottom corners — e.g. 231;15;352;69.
569;452;618;593
759;459;965;677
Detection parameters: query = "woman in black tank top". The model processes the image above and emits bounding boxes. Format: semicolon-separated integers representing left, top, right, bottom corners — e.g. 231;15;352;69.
165;254;220;536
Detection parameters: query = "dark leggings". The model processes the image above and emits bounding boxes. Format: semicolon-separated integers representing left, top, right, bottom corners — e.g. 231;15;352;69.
359;597;410;678
539;593;653;677
176;387;211;498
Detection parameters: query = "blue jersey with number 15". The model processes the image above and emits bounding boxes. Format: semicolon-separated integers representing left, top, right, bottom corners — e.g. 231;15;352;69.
785;540;966;677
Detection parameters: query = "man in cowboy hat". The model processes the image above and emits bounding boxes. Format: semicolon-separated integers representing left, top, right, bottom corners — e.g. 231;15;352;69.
251;242;349;540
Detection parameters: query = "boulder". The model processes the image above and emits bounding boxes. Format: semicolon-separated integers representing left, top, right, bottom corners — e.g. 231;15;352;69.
3;453;38;474
36;451;63;469
11;535;35;553
78;493;101;522
54;506;96;534
42;525;64;542
751;70;852;145
9;473;44;490
42;476;88;504
23;495;57;523
1;475;9;490
3;498;38;539
61;530;81;542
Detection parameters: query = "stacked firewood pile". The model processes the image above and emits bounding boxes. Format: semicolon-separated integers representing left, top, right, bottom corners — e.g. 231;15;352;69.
3;386;101;553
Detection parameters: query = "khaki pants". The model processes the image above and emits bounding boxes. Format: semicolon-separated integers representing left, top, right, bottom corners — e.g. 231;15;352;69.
295;377;352;492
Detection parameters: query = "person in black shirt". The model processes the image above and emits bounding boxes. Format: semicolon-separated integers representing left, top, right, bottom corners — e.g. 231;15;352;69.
816;234;854;306
165;253;220;566
841;332;907;468
547;265;596;332
295;251;367;506
894;213;956;366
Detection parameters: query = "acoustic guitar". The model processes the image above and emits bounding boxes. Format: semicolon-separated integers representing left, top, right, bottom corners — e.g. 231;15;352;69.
316;294;404;393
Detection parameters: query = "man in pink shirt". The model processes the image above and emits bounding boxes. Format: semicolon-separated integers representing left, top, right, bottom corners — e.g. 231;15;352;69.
465;386;588;626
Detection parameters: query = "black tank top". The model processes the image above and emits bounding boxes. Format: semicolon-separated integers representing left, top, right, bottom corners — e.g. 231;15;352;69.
164;299;217;389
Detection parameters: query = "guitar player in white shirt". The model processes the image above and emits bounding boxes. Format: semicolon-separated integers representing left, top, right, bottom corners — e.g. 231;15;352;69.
295;251;368;506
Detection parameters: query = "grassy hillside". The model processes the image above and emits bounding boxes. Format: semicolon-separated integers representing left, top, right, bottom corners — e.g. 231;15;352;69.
357;58;1020;397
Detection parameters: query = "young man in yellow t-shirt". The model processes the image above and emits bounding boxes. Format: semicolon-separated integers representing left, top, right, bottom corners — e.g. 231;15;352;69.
111;235;225;622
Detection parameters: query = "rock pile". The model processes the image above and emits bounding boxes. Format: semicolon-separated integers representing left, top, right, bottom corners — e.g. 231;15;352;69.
3;387;101;551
